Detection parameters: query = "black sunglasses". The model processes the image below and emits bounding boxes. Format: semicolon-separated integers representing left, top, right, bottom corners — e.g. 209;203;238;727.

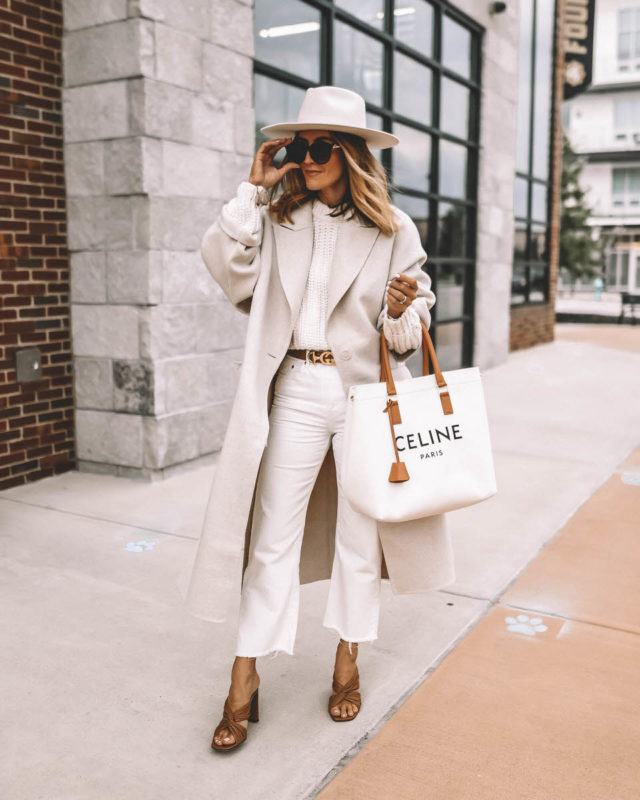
284;136;342;165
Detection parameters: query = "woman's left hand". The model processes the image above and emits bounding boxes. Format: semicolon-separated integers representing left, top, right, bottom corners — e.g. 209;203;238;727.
386;273;418;318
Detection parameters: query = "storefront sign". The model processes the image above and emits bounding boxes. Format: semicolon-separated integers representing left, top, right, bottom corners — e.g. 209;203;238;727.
563;0;595;99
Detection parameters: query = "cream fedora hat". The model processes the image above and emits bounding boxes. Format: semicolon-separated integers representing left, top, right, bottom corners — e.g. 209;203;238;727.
260;85;399;149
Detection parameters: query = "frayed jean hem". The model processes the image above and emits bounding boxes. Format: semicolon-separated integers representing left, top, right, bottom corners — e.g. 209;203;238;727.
234;646;294;659
322;623;378;654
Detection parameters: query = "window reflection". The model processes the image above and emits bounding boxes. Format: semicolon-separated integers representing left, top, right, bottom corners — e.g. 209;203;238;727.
511;264;527;304
533;0;553;179
439;139;468;199
254;0;320;82
532;182;547;222
334;20;384;105
335;0;385;30
512;0;553;306
529;266;547;301
514;224;527;261
514;176;528;218
435;321;464;370
530;224;547;261
394;52;432;125
441;77;469;139
515;0;533;173
394;0;434;56
438;202;466;257
442;15;471;79
436;264;465;321
392;121;431;191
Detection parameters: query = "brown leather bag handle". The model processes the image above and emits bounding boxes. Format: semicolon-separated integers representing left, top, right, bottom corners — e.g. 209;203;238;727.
380;321;450;397
378;318;453;483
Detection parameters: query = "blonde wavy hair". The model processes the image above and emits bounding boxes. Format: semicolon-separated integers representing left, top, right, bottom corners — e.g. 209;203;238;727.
265;130;400;237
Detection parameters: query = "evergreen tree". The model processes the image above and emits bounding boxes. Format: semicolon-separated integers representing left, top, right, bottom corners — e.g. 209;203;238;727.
559;132;603;292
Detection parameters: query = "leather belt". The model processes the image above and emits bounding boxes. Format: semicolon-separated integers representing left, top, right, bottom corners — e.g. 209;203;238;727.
287;348;336;365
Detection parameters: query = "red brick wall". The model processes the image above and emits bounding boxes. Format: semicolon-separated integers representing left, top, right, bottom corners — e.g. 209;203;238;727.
0;0;74;489
509;0;563;352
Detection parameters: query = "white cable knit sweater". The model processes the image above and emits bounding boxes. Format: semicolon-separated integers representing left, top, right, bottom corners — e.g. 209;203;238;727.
221;181;423;353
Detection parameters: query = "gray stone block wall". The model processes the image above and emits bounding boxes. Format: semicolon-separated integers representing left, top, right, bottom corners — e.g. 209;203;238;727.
63;0;254;478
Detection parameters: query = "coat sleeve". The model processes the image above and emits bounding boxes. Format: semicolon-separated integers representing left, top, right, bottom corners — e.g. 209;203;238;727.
200;180;270;316
376;210;435;362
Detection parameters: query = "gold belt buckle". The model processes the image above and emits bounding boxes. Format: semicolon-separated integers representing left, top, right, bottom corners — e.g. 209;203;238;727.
309;349;335;365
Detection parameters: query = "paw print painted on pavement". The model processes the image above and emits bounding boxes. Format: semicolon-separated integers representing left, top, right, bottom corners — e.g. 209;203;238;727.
124;540;157;553
504;613;548;636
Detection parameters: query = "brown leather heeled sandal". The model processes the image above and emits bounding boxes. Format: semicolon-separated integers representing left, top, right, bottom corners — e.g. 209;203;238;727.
211;687;259;751
328;640;361;722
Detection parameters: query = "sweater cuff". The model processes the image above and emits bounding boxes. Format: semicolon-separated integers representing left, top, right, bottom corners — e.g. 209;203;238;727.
381;303;422;353
219;181;266;243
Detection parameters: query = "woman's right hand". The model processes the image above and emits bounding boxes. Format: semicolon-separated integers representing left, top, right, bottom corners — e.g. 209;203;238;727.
248;137;300;190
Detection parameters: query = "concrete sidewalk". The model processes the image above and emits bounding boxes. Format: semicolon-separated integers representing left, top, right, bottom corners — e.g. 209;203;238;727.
1;324;639;799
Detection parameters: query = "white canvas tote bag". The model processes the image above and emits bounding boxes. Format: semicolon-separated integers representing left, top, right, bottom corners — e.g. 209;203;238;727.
341;320;497;522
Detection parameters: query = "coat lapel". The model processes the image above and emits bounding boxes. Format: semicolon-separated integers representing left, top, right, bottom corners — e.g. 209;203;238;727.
272;199;381;323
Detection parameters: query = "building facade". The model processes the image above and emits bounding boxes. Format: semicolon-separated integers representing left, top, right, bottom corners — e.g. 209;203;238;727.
563;0;640;293
0;0;563;487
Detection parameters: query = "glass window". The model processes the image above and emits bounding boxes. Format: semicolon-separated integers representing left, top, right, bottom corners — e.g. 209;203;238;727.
435;321;464;370
392;121;432;191
394;52;432;125
614;96;640;132
606;252;617;285
514;176;528;218
532;182;547;222
529;266;547;301
334;21;384;106
613;167;626;195
335;0;385;31
511;264;528;304
438;202;467;257
440;77;469;139
439;139;468;200
436;264;466;321
394;0;434;55
612;167;640;208
532;0;553;180
254;0;321;83
512;0;554;306
442;15;471;79
618;8;640;67
621;251;630;285
530;224;547;261
515;1;533;173
514;224;527;260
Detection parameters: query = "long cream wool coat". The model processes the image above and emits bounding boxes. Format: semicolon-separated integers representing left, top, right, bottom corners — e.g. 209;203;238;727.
179;189;456;624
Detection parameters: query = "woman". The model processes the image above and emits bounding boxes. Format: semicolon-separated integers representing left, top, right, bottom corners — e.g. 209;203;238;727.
180;86;456;751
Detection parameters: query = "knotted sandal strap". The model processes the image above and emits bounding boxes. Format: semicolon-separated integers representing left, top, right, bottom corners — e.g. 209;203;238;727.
328;666;361;719
212;692;255;750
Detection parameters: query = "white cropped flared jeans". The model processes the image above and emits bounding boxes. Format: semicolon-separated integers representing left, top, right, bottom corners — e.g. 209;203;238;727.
234;353;383;658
